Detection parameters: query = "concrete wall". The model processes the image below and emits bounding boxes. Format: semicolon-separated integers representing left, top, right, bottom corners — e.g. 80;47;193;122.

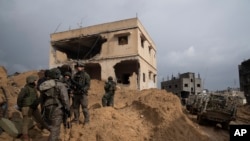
49;18;157;90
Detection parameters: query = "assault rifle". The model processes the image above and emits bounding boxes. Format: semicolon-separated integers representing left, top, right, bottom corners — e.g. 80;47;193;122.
62;108;71;129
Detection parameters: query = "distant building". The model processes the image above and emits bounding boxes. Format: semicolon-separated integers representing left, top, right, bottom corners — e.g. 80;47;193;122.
49;18;157;90
161;72;203;98
238;58;250;103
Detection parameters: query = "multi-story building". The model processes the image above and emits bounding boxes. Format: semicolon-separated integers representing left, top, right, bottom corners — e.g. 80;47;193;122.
161;72;203;98
49;18;157;90
239;58;250;103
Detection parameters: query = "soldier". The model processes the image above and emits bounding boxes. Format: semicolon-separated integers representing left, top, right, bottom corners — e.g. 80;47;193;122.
17;75;50;141
71;62;90;125
37;69;50;91
39;68;70;141
102;76;117;107
62;72;74;118
62;72;72;91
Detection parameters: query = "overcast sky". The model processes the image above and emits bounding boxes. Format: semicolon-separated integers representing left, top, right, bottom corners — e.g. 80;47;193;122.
0;0;249;90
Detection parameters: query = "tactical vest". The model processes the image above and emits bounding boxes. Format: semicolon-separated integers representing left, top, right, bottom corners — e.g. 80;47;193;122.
105;81;116;92
17;85;37;107
39;80;62;108
73;71;86;87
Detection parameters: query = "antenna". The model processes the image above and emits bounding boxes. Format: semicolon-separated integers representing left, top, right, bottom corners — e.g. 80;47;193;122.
77;16;87;28
54;23;61;33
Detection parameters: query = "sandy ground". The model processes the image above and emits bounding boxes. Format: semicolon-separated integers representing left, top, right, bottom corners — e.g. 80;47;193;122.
0;66;249;141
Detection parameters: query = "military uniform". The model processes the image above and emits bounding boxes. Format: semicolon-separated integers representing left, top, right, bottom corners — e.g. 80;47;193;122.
39;68;70;141
71;63;90;124
62;72;72;93
102;76;116;107
17;75;50;141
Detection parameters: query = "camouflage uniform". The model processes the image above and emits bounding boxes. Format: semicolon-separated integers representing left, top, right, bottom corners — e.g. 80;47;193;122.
62;72;73;93
71;63;90;124
102;76;116;107
62;72;74;118
17;75;50;141
39;68;70;141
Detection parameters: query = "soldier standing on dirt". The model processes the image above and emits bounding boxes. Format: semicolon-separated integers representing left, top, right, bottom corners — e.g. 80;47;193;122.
62;72;74;117
17;75;50;141
39;68;70;141
71;62;90;125
102;76;117;107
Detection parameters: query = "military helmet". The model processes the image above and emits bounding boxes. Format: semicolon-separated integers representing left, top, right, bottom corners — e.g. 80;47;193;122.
108;76;113;81
64;72;71;77
76;62;85;67
48;68;61;79
26;75;38;84
44;69;50;77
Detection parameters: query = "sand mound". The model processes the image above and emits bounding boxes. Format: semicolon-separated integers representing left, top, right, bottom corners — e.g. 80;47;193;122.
0;68;218;141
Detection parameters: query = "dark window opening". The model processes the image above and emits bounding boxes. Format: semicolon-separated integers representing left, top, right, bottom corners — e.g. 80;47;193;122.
197;84;201;87
140;35;146;48
118;36;128;45
84;63;101;80
143;73;145;82
121;73;130;84
175;85;178;88
141;38;144;48
148;47;151;54
114;60;139;85
191;79;193;82
184;84;188;87
169;85;172;89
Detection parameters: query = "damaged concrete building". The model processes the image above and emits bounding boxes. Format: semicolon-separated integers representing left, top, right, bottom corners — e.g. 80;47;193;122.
161;72;203;98
239;58;250;103
49;18;157;90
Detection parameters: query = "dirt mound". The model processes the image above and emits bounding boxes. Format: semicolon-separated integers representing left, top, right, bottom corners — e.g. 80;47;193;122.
0;69;213;141
0;66;7;85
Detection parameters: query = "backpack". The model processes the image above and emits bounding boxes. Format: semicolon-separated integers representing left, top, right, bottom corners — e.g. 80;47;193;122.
39;80;61;107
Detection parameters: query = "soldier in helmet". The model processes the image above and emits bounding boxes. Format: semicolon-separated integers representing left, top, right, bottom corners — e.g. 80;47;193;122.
62;72;72;89
71;62;90;125
39;68;70;141
102;76;117;107
17;75;50;141
62;72;74;117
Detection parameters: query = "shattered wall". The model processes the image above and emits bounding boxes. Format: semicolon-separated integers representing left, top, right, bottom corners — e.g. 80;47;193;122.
50;18;157;90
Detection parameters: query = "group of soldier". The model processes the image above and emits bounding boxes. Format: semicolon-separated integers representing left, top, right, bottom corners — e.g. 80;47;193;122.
16;62;116;141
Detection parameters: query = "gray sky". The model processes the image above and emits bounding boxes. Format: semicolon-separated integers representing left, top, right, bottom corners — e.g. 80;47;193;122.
0;0;249;90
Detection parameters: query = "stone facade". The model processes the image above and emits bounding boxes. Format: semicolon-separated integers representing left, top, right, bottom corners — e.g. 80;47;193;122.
49;18;157;90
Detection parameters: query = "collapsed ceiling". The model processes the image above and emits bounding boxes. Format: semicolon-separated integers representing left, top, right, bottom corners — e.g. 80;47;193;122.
51;34;107;60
